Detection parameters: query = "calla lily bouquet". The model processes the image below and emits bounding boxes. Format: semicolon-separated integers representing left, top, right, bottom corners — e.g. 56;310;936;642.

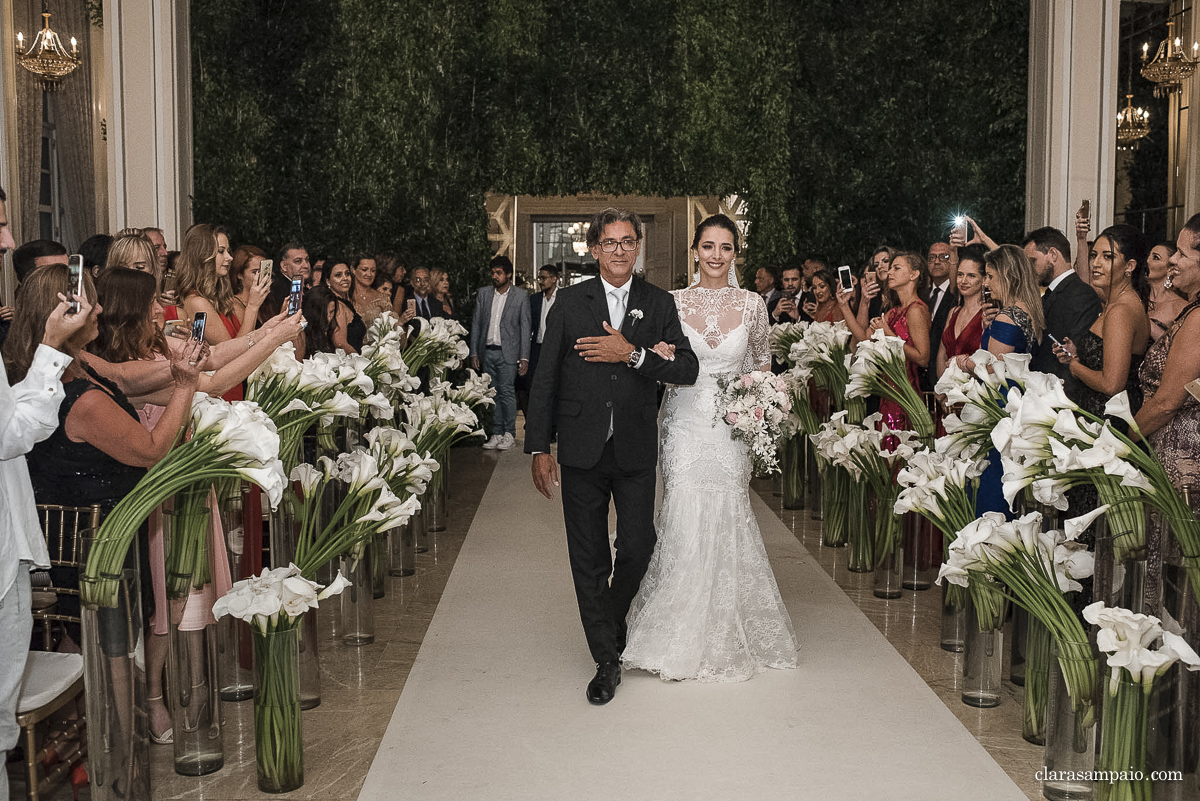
790;321;861;419
403;391;485;456
403;316;470;376
82;395;287;609
1084;601;1200;801
768;321;809;366
443;369;497;410
809;411;857;548
362;313;423;406
939;510;1098;720
247;343;365;471
779;363;819;439
288;446;422;577
716;370;792;476
846;329;935;440
213;564;349;794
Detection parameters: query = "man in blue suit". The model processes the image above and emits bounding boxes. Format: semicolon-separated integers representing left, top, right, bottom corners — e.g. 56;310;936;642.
470;255;531;450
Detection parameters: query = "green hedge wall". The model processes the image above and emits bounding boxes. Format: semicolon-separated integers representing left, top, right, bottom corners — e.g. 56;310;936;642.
192;0;1027;294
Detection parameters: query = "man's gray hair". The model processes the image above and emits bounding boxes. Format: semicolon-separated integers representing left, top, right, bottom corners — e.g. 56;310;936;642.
586;208;643;247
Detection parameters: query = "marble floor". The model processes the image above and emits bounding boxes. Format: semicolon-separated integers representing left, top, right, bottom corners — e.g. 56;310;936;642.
9;441;1048;801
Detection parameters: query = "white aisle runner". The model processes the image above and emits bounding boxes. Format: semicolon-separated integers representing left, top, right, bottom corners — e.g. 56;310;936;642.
358;449;1027;801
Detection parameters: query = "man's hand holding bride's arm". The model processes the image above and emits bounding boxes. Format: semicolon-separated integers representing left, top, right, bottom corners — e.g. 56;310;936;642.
650;342;675;361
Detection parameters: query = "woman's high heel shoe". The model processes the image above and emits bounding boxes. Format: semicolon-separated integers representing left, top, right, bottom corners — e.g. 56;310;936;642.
148;694;174;744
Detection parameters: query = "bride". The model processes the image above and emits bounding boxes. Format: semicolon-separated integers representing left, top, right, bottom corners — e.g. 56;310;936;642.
623;214;800;682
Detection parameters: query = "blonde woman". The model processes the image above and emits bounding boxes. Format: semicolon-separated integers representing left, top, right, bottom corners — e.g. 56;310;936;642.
430;268;455;318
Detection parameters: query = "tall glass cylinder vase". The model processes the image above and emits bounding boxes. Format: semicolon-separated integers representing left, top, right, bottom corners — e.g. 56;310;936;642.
781;435;805;510
218;483;254;701
297;609;320;709
1010;605;1029;687
253;625;304;794
872;504;903;599
388;519;417;576
1022;616;1052;746
940;583;968;652
425;452;450;533
79;533;151;801
415;496;431;554
268;491;300;569
1157;500;1200;799
847;491;873;573
807;448;823;520
371;530;387;600
167;620;224;775
821;465;848;548
1042;639;1100;801
961;591;1007;708
901;513;938;590
1097;670;1159;801
340;551;375;646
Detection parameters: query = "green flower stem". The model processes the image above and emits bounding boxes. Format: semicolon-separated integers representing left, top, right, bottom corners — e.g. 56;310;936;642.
822;465;850;547
253;619;303;793
1097;671;1153;801
969;581;1007;631
1023;617;1052;744
164;483;213;599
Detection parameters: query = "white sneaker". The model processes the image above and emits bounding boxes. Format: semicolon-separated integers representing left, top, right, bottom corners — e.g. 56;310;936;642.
497;433;515;450
482;435;503;450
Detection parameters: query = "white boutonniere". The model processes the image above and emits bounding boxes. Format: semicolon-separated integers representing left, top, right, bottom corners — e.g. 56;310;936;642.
629;309;643;321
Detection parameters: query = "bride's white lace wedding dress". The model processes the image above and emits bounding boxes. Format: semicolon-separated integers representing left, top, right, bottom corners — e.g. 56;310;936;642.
623;286;800;682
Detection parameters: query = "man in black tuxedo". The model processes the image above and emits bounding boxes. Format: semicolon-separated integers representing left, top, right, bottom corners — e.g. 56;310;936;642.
1022;227;1102;381
526;208;699;705
518;263;560;414
922;241;958;391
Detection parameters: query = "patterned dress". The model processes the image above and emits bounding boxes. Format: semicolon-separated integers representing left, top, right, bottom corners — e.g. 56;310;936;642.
1139;300;1200;492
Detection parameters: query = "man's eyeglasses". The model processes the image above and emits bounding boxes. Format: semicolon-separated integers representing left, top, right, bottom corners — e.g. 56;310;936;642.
929;253;952;262
598;238;639;253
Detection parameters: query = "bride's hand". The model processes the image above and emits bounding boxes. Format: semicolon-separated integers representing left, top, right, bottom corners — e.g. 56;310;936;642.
650;341;675;361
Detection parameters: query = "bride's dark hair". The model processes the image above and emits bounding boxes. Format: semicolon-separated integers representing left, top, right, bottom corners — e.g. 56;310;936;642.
691;214;740;253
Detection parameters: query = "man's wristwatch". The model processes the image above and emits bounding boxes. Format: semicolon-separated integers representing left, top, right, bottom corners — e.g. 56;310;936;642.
627;347;642;368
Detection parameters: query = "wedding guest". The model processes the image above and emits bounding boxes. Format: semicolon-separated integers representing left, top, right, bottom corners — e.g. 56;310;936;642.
310;256;327;287
865;246;895;320
801;269;845;324
768;266;803;324
469;255;530;451
1054;224;1151;418
1022;226;1101;379
319;260;365;354
79;233;113;279
372;270;394;305
1147;241;1187;343
385;252;413;312
972;245;1044;515
519;264;559;415
144;227;170;277
755;267;780;307
350;255;391;326
177;224;266;345
923;241;958;390
430;268;456;318
866;251;930;432
1136;213;1200;492
230;245;269;325
408;267;444;320
106;230;157;276
12;239;68;283
937;245;986;376
0;185;91;801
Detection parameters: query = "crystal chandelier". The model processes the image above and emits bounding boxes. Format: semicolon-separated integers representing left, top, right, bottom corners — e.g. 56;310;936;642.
1141;21;1198;97
567;221;590;257
14;12;80;92
1116;94;1151;150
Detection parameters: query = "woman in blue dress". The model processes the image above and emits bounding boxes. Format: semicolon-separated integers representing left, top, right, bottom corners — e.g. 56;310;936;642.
962;245;1045;515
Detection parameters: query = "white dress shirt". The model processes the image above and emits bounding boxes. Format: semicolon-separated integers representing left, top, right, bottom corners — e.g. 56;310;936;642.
1;345;69;600
929;279;952;319
537;289;556;344
1047;270;1072;293
487;286;511;346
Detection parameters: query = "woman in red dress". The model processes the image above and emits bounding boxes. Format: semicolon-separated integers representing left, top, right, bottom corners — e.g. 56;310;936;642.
868;251;931;432
936;245;986;376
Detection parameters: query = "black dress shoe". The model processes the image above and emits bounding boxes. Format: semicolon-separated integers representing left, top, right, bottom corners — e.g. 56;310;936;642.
586;661;621;705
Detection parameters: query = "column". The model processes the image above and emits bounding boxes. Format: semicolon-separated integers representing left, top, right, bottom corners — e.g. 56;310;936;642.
1026;0;1120;234
104;0;192;243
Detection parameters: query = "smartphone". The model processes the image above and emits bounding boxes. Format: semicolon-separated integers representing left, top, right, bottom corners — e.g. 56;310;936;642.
1080;199;1090;219
953;216;971;244
865;270;876;286
191;311;207;342
837;264;854;292
67;254;84;313
407;298;417;316
1186;378;1200;403
163;319;189;339
981;286;993;305
287;279;303;316
258;259;274;284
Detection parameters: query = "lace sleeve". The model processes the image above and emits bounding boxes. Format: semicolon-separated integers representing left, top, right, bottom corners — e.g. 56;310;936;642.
743;291;771;374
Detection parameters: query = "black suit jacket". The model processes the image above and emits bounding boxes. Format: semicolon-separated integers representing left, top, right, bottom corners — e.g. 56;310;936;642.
524;276;699;471
1033;272;1102;379
923;283;957;391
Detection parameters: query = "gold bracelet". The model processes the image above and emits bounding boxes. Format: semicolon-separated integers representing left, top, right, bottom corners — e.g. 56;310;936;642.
247;333;257;349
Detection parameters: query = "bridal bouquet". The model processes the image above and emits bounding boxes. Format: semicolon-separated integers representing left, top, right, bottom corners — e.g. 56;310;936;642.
1085;601;1200;801
82;395;287;608
213;564;350;794
403;316;470;375
846;329;935;440
716;370;791;475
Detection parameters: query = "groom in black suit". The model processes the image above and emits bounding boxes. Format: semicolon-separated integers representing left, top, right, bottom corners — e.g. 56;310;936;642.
526;208;699;705
1022;227;1102;382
